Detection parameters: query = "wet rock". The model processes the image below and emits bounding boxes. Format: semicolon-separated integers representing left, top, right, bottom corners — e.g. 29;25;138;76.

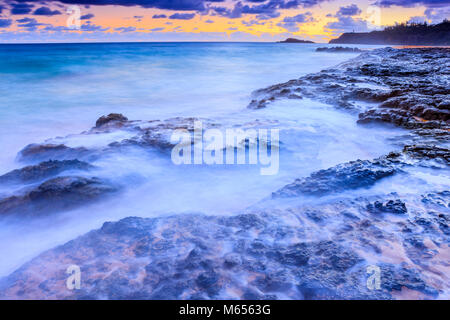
316;47;363;53
273;158;397;197
196;271;220;296
17;144;90;163
95;113;128;128
380;264;438;297
297;281;343;300
367;200;407;215
0;160;93;185
0;176;117;216
0;208;443;300
253;272;293;293
248;48;449;141
421;191;450;208
402;145;449;163
304;209;324;222
314;240;363;271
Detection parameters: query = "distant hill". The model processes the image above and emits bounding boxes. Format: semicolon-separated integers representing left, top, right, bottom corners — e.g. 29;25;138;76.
330;20;450;45
278;38;315;43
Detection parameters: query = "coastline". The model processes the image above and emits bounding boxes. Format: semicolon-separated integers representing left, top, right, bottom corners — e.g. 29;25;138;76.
0;47;448;300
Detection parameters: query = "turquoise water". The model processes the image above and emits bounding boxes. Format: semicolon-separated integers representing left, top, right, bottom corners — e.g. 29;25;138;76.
0;42;410;276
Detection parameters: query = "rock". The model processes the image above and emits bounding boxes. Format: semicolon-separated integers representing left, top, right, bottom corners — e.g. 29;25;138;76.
95;113;128;128
0;200;444;300
17;144;90;163
0;160;93;185
380;264;438;297
0;176;117;216
316;47;363;53
273;157;397;197
402;145;449;163
271;243;310;266
277;38;315;43
367;200;407;215
248;47;449;142
273;143;449;199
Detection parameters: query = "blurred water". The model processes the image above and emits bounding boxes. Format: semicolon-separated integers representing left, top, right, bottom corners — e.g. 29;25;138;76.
0;42;384;171
0;42;410;277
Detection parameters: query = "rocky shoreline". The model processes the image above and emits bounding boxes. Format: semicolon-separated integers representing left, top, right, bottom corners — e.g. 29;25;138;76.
0;47;448;299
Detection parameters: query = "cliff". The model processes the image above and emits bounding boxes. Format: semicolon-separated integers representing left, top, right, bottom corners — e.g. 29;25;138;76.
330;20;450;45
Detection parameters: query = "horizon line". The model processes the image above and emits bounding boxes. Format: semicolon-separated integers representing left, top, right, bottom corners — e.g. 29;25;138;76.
0;40;333;45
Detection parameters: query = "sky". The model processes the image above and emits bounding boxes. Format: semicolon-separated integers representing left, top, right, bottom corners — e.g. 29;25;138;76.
0;0;448;42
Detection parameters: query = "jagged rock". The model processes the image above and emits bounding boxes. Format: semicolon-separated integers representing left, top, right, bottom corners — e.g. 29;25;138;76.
367;200;407;215
17;144;90;163
0;213;408;300
248;48;449;141
95;113;128;128
273;144;449;199
1;186;448;300
0;176;117;216
273;157;397;197
0;160;93;185
379;264;438;297
402;145;449;163
18;116;278;163
316;47;363;53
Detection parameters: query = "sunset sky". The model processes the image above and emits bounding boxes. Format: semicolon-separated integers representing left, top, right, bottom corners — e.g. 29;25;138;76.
0;0;448;42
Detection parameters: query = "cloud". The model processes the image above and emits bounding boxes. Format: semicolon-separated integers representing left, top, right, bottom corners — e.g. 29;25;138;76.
16;17;34;23
33;7;62;16
277;12;314;32
18;0;208;11
0;19;12;28
407;6;450;23
375;0;450;8
10;3;34;15
336;4;361;16
43;25;72;32
325;15;369;34
242;19;266;26
408;15;428;23
324;4;370;35
152;14;167;18
81;22;109;32
0;5;3;14
211;0;328;20
257;11;281;20
211;4;243;19
150;27;165;31
16;17;47;30
81;13;95;20
169;13;196;19
205;19;214;23
424;7;450;22
115;26;137;32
